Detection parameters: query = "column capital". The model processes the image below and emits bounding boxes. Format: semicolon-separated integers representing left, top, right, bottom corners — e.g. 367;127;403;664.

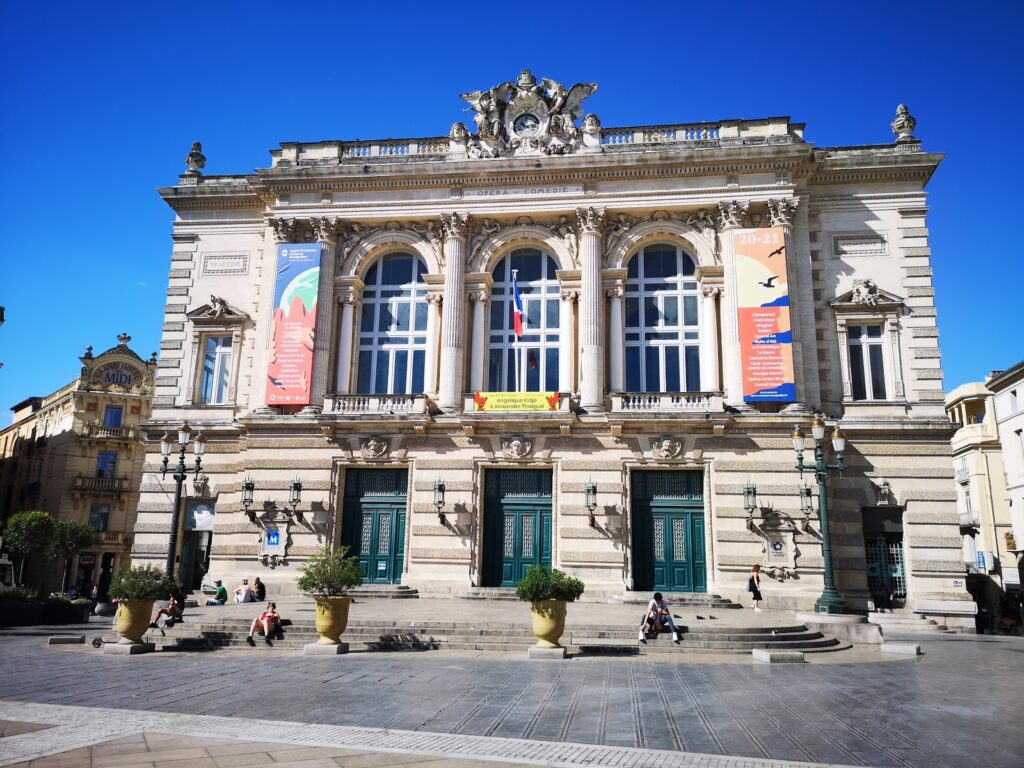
269;217;300;243
311;216;342;245
766;198;799;229
440;212;470;240
701;285;721;299
561;289;580;302
467;290;489;304
337;288;360;306
716;200;750;230
604;286;624;300
576;207;606;235
426;293;443;306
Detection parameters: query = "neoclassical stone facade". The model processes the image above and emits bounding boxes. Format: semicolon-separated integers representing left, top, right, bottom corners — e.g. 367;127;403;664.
132;74;971;626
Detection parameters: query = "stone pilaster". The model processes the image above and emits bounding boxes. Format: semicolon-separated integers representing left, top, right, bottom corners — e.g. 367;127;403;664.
468;291;488;392
700;286;721;392
438;213;469;412
558;289;578;394
605;285;624;392
334;287;359;396
717;200;749;407
424;293;442;397
577;207;605;411
300;218;340;414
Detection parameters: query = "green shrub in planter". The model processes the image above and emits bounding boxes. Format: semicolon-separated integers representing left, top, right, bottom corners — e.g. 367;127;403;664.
109;565;177;601
515;565;585;604
0;586;37;602
46;592;72;603
296;546;362;596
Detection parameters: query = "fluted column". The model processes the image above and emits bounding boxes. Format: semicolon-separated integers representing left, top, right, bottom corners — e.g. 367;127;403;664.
558;289;577;394
438;213;469;412
334;288;358;396
606;285;624;392
469;291;488;392
424;294;442;396
577;207;606;411
302;218;339;414
700;286;721;392
718;201;749;407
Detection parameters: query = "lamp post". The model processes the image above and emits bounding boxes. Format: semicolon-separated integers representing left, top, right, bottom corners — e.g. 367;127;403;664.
160;424;206;579
792;416;847;614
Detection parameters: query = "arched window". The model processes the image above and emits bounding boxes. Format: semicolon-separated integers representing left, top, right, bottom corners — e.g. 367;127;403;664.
355;253;428;394
624;243;701;392
488;248;560;391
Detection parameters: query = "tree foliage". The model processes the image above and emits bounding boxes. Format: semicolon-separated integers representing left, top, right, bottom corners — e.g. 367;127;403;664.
108;564;177;601
47;521;94;562
296;546;362;596
3;510;55;557
515;565;585;604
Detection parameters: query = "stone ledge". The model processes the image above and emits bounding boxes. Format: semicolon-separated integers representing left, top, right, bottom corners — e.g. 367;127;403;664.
104;642;155;655
752;648;804;663
527;646;568;659
304;642;349;655
47;636;85;645
881;642;922;655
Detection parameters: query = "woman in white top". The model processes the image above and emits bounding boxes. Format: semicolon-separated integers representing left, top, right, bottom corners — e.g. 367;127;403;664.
233;578;253;604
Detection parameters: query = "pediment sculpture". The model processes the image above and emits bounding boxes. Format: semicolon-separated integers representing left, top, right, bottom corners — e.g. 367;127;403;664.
451;70;600;159
360;436;390;459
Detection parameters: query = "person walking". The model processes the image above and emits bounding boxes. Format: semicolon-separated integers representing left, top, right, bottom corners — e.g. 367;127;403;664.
748;564;764;612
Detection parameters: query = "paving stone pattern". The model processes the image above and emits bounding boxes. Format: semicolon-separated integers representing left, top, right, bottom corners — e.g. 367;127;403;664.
0;633;1021;767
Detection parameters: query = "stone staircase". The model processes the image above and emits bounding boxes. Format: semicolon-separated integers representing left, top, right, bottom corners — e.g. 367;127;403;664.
612;592;742;610
143;614;848;655
868;610;956;635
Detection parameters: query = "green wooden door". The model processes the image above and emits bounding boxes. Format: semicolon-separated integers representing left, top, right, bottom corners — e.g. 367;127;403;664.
341;468;407;584
482;469;552;587
631;470;706;593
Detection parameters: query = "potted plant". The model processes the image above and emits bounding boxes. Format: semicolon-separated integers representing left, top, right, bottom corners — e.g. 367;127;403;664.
296;546;362;645
108;565;176;644
0;586;41;627
515;565;585;649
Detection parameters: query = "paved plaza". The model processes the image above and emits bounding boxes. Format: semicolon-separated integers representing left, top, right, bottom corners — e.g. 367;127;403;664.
0;612;1022;768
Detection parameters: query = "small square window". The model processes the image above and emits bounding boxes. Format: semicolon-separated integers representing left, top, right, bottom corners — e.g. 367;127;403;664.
88;504;110;532
96;452;117;479
103;406;123;428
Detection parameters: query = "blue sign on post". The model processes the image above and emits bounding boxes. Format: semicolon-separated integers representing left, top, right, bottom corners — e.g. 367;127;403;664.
267;531;281;547
976;551;986;571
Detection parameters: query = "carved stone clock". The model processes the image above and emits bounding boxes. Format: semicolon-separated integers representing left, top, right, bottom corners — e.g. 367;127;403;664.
513;113;540;137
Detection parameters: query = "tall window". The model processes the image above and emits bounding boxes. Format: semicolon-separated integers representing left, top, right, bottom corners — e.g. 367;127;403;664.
624;244;701;392
199;336;233;404
848;324;886;400
103;405;122;428
488;249;560;391
356;253;428;394
96;452;117;479
88;504;110;532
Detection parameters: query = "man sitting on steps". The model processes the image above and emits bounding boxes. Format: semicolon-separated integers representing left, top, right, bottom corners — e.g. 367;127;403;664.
639;592;681;644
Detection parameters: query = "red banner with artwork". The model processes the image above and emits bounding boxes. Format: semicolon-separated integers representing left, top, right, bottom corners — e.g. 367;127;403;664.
265;243;321;405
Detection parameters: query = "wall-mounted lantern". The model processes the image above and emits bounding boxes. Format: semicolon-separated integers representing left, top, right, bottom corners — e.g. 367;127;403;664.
584;480;598;528
799;483;814;531
743;482;758;530
241;476;256;522
433;479;446;523
288;475;303;522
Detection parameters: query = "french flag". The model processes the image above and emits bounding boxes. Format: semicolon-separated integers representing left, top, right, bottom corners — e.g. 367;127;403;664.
512;272;525;338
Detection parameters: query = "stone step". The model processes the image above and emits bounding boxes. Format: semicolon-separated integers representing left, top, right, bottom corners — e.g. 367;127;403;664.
345;585;419;599
612;593;741;608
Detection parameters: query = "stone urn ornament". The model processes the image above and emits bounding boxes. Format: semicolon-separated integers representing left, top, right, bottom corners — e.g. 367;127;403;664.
295;545;362;655
515;565;585;659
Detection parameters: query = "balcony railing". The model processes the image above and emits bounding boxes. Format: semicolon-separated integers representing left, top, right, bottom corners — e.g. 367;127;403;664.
84;424;134;441
95;531;124;545
324;394;431;415
611;392;723;413
602;123;721;147
73;476;129;494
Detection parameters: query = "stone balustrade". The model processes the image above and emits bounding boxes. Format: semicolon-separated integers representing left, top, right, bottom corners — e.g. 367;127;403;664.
611;392;723;413
325;394;430;415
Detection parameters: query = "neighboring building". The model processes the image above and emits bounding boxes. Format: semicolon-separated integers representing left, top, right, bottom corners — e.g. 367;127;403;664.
132;72;974;627
945;379;1017;626
0;335;156;596
986;362;1024;592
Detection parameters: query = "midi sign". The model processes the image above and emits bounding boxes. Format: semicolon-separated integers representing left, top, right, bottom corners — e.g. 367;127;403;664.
265;243;321;405
734;228;796;402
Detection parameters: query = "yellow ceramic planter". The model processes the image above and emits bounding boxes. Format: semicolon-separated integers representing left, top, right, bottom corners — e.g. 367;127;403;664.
314;595;352;644
530;599;567;648
114;599;155;644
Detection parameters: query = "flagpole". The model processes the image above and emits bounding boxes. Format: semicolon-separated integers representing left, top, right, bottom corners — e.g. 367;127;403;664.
512;268;520;393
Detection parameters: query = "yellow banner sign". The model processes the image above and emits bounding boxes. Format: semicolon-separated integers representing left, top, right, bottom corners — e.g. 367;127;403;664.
472;391;560;412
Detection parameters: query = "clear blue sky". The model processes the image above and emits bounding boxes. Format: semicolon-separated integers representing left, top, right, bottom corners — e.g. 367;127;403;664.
1;2;1021;413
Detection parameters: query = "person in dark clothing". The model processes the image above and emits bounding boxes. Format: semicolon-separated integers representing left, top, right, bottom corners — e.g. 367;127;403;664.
252;577;266;602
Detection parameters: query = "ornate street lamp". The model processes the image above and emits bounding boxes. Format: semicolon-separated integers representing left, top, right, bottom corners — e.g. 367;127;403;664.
793;417;848;614
433;479;446;524
159;424;205;579
584;480;598;528
241;476;256;522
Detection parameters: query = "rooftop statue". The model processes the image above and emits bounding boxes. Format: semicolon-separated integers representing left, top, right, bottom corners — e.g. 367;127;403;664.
455;70;600;158
890;104;917;142
185;141;206;174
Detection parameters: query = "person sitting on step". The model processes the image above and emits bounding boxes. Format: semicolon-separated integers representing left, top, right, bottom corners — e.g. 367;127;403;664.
150;593;180;628
639;592;681;644
246;602;282;645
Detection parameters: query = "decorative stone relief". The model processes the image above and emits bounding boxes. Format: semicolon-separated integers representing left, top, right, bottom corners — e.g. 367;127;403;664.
501;436;533;459
651;437;683;460
890;104;917;142
766;198;798;228
360;436;390;459
457;69;599;158
603;209;717;262
716;200;749;230
576;207;606;235
441;212;470;240
850;279;880;306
